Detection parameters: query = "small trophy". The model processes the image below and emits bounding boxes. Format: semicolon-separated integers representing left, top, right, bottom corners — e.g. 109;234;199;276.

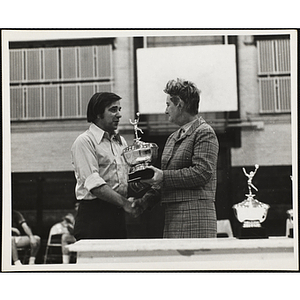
122;112;158;183
232;164;270;239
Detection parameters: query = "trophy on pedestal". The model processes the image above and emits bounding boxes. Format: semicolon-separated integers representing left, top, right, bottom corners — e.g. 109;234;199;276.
232;164;270;239
122;112;158;183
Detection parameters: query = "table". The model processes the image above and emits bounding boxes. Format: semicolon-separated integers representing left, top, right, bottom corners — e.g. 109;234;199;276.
67;237;297;271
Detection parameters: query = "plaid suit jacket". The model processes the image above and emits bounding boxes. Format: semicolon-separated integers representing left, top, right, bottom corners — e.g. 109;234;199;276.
161;116;219;204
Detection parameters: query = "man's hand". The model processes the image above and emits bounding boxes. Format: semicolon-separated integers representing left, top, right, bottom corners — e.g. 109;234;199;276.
140;166;163;186
130;197;147;210
130;197;149;216
123;198;144;218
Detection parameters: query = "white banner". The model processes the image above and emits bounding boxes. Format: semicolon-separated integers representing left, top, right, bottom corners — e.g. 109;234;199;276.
137;44;238;113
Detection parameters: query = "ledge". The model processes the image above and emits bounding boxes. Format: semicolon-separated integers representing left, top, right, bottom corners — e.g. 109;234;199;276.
67;237;297;271
68;237;293;253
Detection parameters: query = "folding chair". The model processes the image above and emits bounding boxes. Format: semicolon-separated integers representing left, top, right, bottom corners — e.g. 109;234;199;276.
44;223;64;264
286;209;293;238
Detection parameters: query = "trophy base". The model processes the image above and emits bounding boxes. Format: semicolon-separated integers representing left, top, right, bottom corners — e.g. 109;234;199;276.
128;181;151;198
288;228;293;238
237;226;268;239
128;168;155;183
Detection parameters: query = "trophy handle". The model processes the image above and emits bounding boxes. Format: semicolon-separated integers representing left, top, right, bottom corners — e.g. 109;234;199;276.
261;204;270;222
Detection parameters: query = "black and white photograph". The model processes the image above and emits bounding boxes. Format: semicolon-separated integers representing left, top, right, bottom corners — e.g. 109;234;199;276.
1;29;298;278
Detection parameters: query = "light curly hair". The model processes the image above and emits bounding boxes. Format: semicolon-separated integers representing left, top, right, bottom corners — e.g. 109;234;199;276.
163;78;200;115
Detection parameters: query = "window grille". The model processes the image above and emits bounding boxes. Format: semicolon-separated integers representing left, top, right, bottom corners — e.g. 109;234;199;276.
27;86;42;118
61;47;78;80
10;50;23;82
79;83;96;117
26;49;42;81
10;43;113;121
62;84;78;118
43;48;59;81
96;45;112;78
10;86;24;119
257;39;291;113
44;85;60;118
78;46;95;79
95;82;113;93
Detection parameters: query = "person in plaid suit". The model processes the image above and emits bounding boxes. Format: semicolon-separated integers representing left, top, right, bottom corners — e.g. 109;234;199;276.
135;78;219;238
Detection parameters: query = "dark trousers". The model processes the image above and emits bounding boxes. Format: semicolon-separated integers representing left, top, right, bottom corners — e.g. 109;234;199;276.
74;199;127;240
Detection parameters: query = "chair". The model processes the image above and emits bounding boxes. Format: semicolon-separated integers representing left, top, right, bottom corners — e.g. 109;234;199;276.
286;209;293;238
286;219;293;237
217;219;233;238
44;223;64;264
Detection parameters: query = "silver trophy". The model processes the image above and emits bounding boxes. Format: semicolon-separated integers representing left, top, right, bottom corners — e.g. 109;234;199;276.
232;164;270;238
122;112;158;182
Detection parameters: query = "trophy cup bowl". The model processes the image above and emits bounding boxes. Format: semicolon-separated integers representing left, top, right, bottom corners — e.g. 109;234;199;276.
122;140;158;182
233;196;270;227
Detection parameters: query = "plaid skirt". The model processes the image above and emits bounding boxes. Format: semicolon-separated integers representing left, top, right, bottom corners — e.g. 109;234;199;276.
163;200;217;238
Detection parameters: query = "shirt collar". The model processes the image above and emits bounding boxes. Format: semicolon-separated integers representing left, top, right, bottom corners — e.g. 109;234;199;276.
112;132;123;145
89;123;123;145
180;118;198;135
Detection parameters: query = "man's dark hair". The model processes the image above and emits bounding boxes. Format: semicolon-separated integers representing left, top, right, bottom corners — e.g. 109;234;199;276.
163;78;200;115
87;92;122;123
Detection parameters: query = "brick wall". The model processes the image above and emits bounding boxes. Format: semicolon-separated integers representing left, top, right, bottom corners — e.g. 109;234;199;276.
232;36;292;167
231;122;292;167
11;130;134;172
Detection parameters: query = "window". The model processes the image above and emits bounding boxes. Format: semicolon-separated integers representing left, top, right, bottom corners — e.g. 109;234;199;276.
257;38;291;113
10;44;113;120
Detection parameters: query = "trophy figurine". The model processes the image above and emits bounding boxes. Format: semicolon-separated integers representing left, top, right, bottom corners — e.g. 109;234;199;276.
122;112;158;183
232;164;270;239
